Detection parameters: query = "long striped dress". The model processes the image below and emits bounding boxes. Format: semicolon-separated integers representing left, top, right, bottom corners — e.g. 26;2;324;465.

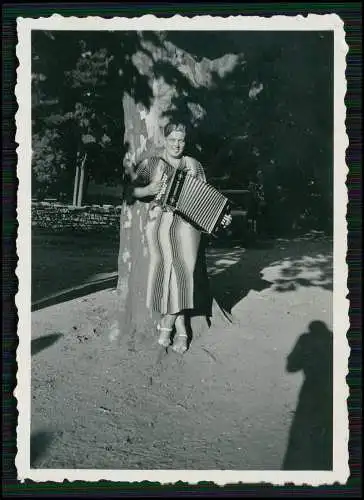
133;155;207;315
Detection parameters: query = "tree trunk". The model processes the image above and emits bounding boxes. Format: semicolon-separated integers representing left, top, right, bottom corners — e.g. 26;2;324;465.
114;35;236;346
114;90;163;346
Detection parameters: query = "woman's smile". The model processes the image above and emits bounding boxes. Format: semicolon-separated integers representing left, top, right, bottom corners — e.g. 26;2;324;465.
165;130;186;158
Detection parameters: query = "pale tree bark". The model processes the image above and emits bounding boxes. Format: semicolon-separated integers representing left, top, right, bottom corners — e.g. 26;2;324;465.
113;35;238;346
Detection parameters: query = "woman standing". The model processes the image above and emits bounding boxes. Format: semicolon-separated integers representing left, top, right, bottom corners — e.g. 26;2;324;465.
126;123;230;354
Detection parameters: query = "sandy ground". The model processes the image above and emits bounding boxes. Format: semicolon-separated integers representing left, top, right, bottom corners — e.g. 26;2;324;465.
30;234;333;470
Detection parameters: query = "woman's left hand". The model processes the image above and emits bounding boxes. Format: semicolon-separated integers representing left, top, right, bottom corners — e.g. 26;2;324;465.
221;214;232;228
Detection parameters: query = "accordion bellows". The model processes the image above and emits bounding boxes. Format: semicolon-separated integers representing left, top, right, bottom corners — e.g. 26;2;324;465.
155;168;230;235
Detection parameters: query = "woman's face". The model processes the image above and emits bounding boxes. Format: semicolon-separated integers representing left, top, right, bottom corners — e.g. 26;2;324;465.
165;130;186;159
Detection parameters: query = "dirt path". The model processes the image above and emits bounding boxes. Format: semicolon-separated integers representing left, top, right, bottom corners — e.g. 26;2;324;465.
30;235;333;470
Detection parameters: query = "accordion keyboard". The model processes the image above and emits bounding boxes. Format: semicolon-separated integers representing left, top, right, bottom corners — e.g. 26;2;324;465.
175;175;229;234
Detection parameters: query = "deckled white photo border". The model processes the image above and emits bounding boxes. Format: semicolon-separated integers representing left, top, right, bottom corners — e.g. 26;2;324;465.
15;13;349;485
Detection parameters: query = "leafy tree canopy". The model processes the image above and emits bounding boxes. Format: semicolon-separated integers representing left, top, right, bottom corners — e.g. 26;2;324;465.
31;30;333;233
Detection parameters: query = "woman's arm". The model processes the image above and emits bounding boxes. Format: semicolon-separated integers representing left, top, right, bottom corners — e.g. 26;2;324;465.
185;157;207;182
133;182;163;199
133;185;151;199
124;158;162;201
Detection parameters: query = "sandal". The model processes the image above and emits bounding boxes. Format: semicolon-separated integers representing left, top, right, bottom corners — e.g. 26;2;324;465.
157;324;173;348
172;333;188;354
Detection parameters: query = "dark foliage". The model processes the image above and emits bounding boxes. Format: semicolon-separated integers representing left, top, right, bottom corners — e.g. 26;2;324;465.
32;30;333;234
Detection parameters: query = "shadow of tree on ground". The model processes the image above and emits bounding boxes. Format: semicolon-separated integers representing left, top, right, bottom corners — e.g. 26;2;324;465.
32;229;119;307
32;229;332;321
207;234;333;315
269;253;332;292
31;333;64;356
30;431;54;467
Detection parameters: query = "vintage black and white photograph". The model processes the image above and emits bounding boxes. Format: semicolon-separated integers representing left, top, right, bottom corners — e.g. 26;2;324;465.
16;14;349;484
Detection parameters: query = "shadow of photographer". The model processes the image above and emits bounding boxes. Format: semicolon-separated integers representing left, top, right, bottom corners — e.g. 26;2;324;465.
283;320;333;470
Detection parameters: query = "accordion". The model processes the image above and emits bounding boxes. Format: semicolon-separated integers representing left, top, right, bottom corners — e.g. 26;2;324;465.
154;167;231;235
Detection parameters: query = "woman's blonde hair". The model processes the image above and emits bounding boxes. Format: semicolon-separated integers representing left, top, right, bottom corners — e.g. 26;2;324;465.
163;123;186;138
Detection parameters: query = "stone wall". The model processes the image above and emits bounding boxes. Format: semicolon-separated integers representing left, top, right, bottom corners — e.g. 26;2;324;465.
31;199;253;237
32;202;122;233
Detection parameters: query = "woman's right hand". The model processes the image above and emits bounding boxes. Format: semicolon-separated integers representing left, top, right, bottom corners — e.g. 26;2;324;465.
123;154;136;179
146;180;164;197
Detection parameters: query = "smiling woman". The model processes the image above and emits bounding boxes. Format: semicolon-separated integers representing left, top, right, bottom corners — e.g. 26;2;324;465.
164;123;186;157
127;122;217;353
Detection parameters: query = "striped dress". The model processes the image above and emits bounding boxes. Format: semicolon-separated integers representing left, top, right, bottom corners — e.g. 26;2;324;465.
133;155;207;315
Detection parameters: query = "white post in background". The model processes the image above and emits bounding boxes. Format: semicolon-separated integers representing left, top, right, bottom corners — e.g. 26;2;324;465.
76;152;87;207
72;154;80;206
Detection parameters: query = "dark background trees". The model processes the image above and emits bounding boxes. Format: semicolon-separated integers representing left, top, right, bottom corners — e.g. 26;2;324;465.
31;30;333;235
